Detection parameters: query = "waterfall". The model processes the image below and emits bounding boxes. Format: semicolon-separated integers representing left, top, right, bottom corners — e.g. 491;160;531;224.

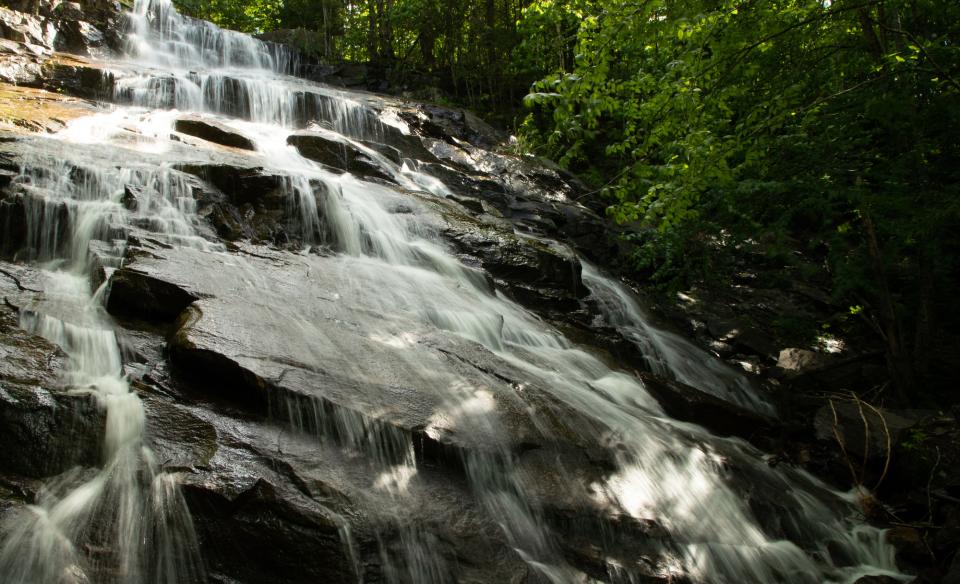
0;153;209;582
0;0;908;582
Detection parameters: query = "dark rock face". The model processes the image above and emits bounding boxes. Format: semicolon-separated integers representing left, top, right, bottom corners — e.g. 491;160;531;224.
0;192;26;256
107;267;203;321
287;131;393;182
637;371;775;442
397;103;506;151
175;162;285;206
446;227;585;311
175;117;256;151
182;478;357;584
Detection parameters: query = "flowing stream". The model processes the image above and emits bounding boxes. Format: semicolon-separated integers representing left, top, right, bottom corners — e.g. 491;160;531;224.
0;1;907;582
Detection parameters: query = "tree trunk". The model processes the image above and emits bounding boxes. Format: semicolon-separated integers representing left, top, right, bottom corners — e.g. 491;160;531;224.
862;211;914;400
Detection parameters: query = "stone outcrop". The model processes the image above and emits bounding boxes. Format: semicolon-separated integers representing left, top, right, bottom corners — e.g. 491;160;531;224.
175;116;257;151
287;130;393;182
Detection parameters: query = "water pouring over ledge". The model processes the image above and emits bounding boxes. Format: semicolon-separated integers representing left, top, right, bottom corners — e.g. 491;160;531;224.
0;0;908;582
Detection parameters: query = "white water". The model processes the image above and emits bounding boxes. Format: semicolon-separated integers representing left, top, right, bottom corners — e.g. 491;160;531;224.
0;0;907;582
0;146;209;582
581;262;772;414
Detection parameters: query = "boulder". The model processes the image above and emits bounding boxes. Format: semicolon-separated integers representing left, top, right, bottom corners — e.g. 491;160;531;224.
777;347;829;373
107;267;203;321
175;116;256;151
813;401;924;463
286;131;393;183
175;162;285;206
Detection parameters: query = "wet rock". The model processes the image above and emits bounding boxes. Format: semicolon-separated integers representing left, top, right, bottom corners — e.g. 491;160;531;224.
86;239;120;287
438;213;585;311
0;191;26;257
175;116;256;151
419;161;511;209
141;394;219;471
373;124;440;165
112;244;608;472
637;371;775;441
286;131;349;169
39;54;115;100
107;267;203;321
0;186;72;259
286;130;393;183
175;162;285;206
397;102;506;150
446;193;485;215
359;139;403;165
182;470;359;584
176;162;329;246
169;294;545;458
424;138;474;169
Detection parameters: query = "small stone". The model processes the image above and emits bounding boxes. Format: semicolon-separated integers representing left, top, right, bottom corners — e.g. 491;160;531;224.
777;347;827;373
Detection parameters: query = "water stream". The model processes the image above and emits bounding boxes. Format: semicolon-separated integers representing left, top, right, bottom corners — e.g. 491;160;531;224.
0;1;907;582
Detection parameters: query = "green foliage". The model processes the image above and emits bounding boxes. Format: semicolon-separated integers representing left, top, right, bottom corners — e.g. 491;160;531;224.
173;0;341;39
901;429;927;451
520;0;960;392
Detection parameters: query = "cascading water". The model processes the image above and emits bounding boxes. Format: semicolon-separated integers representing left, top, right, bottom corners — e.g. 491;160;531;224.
0;0;908;582
581;262;771;414
0;144;209;582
